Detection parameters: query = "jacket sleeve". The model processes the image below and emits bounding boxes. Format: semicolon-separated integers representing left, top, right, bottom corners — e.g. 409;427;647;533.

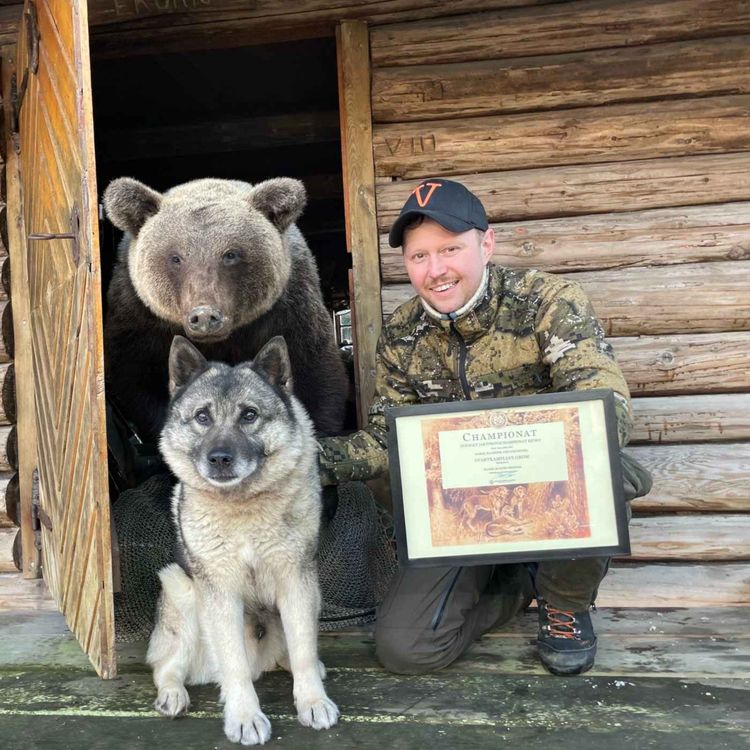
318;327;419;485
534;277;633;446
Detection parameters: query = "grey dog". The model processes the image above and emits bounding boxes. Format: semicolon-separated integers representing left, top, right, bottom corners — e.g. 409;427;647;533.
147;335;339;745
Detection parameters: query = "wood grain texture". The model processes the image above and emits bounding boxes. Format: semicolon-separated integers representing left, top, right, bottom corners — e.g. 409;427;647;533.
628;515;750;561
375;154;750;227
2;44;37;589
577;261;750;336
0;527;16;572
612;332;750;395
15;0;114;678
88;0;560;57
370;0;750;66
0;425;13;473
598;562;750;607
337;21;382;428
381;260;750;336
631;394;750;443
628;443;750;512
0;571;56;612
372;36;750;122
2;472;17;527
380;201;750;279
0;362;14;424
373;95;750;178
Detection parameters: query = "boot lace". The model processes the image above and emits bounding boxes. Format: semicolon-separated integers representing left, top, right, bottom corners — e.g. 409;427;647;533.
543;606;580;639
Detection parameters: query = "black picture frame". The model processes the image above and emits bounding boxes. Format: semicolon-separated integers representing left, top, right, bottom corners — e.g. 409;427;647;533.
385;389;630;567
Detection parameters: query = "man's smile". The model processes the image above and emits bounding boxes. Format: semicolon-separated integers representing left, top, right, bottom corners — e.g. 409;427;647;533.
431;280;458;293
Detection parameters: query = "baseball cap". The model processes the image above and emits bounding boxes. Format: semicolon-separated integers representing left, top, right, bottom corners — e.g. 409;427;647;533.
388;178;489;248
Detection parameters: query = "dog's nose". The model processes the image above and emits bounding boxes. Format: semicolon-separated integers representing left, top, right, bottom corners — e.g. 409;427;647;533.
207;448;234;466
186;305;225;336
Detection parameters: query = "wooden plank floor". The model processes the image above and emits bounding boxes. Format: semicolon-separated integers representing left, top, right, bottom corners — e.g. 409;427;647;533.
0;571;749;749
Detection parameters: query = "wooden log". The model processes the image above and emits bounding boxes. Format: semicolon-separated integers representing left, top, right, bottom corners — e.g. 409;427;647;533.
375;154;750;228
380;201;750;279
338;21;383;428
373;95;750;179
3;48;40;585
627;443;750;512
0;299;11;362
627;515;750;562
88;0;554;30
631;394;750;444
1;255;9;299
89;0;558;58
0;362;14;425
6;425;16;471
370;0;750;66
373;36;750;123
3;472;17;527
598;562;750;608
382;260;750;336
0;527;17;573
613;332;750;396
578;261;750;337
0;7;20;49
0;571;56;612
0;426;12;474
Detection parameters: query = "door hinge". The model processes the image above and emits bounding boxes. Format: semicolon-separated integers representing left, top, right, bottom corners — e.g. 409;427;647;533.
12;0;40;145
30;468;52;542
28;206;81;265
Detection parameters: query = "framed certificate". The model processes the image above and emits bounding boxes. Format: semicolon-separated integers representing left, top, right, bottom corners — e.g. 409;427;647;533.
385;389;629;567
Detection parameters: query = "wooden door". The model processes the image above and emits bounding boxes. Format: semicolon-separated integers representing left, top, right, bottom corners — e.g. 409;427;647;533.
14;0;114;677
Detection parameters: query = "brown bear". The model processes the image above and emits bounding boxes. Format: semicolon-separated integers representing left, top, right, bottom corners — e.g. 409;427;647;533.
102;176;348;443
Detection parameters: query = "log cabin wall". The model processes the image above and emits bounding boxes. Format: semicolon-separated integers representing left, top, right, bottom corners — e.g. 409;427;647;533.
369;0;750;607
0;53;20;571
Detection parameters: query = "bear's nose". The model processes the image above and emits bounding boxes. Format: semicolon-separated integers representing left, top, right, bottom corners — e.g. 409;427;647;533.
207;448;234;466
186;305;225;336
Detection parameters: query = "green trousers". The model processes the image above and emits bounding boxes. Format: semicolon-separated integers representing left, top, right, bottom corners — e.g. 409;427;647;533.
374;556;608;674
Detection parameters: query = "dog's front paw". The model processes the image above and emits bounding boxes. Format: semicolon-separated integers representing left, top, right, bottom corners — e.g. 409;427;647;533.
154;685;190;718
297;695;340;730
224;706;272;746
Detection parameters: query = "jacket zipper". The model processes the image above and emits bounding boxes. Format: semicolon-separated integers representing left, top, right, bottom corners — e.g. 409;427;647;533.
451;323;471;399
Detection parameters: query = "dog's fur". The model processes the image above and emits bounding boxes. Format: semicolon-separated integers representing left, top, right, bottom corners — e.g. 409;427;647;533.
147;335;338;745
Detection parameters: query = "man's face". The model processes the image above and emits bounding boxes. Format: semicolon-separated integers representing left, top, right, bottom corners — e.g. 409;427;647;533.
402;218;494;314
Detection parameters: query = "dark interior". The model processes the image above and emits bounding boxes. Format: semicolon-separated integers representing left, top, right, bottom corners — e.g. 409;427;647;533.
90;37;350;313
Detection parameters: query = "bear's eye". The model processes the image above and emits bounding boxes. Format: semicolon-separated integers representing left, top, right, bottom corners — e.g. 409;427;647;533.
194;409;211;426
170;255;182;266
241;408;258;423
223;250;241;265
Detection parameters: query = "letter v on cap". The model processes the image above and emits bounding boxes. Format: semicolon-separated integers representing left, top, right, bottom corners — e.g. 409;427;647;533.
412;182;442;208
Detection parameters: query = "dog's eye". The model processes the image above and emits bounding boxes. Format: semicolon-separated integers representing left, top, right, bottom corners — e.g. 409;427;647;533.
195;410;211;425
223;249;241;265
241;408;258;423
170;255;182;266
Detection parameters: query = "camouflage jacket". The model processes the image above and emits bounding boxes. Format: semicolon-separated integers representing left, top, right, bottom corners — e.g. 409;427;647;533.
319;264;632;485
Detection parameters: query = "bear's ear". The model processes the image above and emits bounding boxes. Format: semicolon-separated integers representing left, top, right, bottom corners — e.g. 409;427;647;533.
168;336;209;396
253;336;293;393
103;177;162;236
249;178;306;232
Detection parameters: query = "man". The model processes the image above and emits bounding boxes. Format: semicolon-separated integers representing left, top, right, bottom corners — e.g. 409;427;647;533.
319;179;646;676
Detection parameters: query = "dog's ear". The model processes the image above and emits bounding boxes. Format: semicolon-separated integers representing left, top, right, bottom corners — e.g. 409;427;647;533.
169;336;209;395
253;336;292;392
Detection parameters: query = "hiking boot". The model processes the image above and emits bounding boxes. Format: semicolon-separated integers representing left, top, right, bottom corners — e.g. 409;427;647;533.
536;598;597;675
